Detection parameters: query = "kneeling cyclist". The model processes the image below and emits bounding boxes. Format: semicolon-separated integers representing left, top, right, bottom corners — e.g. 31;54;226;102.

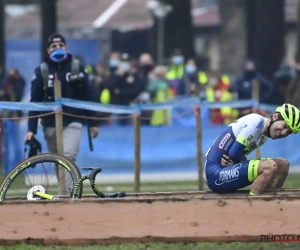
205;103;300;195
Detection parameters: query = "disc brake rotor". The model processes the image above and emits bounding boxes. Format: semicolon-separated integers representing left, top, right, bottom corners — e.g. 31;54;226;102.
27;185;46;201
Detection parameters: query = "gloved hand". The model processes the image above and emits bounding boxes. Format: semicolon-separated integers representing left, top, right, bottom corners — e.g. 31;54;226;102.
25;136;42;158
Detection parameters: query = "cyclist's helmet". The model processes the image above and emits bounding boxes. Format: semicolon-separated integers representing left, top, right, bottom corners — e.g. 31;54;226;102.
276;103;300;134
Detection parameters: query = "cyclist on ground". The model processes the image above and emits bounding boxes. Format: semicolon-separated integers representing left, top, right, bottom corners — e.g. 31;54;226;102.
205;103;300;195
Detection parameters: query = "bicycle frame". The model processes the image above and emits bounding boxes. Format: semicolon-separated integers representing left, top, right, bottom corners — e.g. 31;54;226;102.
33;167;126;200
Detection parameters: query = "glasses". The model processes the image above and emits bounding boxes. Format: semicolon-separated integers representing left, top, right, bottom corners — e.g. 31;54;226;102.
50;43;65;49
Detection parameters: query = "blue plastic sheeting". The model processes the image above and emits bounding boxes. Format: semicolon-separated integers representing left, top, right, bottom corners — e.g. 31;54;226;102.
0;98;279;114
61;98;140;114
2;121;23;175
2;115;300;176
0;102;60;111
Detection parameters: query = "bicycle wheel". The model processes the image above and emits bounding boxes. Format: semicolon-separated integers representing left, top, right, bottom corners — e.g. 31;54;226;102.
0;153;82;201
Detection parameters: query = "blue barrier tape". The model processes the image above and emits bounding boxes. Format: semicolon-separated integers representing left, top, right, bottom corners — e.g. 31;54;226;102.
140;97;200;110
200;99;259;109
0;102;60;111
0;98;279;113
61;98;140;114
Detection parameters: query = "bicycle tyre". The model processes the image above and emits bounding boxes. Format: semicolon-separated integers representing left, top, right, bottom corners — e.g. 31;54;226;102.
0;153;83;201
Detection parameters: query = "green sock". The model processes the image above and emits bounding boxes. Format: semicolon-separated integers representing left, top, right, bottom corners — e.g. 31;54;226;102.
249;191;256;196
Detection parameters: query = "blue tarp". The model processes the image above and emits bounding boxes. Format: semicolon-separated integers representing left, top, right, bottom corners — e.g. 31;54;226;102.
2;109;300;176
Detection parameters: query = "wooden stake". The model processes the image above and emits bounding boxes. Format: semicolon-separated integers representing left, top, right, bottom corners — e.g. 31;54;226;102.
133;114;141;193
195;107;204;190
253;79;261;159
194;84;204;190
54;73;66;195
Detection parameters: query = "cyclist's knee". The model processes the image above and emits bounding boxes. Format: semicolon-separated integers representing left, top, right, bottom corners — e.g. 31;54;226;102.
258;159;277;177
272;157;289;174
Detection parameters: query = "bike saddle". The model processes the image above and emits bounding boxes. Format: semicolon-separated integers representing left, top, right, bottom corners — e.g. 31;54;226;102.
81;167;102;171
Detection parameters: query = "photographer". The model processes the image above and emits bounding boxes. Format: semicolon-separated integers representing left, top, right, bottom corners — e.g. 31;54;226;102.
25;33;99;194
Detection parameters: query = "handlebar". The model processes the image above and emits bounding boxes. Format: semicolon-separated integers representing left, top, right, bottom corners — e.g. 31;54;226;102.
71;167;126;199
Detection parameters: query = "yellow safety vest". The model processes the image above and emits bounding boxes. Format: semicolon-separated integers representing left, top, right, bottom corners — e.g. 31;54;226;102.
151;88;174;126
166;65;185;80
204;74;238;124
199;71;208;84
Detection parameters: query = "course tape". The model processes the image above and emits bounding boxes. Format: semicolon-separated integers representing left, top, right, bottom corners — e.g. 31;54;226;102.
0;97;279;114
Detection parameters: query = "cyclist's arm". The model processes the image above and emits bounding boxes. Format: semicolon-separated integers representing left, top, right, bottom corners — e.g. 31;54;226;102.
228;120;261;162
228;139;246;163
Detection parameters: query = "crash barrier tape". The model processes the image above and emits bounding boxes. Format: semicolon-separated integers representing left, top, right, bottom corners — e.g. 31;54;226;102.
0;97;279;114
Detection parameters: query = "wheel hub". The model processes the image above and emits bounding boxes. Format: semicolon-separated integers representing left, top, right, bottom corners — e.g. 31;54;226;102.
27;185;45;200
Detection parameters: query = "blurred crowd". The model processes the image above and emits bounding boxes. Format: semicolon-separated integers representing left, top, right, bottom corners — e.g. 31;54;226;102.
79;49;298;126
0;48;299;126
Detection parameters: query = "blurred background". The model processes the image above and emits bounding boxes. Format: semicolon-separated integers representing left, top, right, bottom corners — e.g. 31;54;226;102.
1;0;300;192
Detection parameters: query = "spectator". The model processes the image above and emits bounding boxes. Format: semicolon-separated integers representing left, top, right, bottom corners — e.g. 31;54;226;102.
147;65;174;126
205;71;238;125
137;53;155;125
106;53;143;125
5;68;25;102
285;62;300;108
166;49;185;95
177;58;200;96
25;33;99;195
139;53;155;80
108;52;121;75
5;68;26;118
229;59;274;118
93;63;111;125
271;64;293;105
93;63;107;103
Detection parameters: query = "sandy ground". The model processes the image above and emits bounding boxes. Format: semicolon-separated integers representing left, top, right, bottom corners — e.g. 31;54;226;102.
0;192;299;245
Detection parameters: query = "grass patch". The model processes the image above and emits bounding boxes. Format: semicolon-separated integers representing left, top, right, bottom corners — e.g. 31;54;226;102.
1;242;300;250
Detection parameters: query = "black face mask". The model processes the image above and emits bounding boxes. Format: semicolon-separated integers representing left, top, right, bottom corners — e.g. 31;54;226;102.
244;70;256;79
109;66;118;73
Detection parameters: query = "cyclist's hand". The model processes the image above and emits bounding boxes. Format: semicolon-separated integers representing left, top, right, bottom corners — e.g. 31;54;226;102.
221;154;233;167
89;127;99;138
25;131;34;141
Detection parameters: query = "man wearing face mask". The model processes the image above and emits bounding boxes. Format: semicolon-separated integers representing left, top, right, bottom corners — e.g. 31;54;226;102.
108;52;121;75
177;58;200;96
229;59;274;118
166;49;186;95
106;53;143;125
25;33;99;194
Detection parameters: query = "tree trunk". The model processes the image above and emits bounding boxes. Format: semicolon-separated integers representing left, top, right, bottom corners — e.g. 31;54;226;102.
245;0;257;60
0;0;5;70
219;0;246;76
253;0;285;80
40;0;57;61
150;0;194;63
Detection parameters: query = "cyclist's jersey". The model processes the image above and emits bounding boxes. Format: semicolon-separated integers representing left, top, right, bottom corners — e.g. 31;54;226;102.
205;113;268;164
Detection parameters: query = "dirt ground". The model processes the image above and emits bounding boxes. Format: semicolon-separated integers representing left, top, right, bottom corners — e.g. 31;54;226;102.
0;192;299;245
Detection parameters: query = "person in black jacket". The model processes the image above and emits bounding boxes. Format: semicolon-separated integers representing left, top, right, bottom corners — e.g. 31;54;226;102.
25;33;99;194
106;53;144;125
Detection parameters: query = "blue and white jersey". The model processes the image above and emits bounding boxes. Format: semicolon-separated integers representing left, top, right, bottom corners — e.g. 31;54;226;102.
205;113;268;164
